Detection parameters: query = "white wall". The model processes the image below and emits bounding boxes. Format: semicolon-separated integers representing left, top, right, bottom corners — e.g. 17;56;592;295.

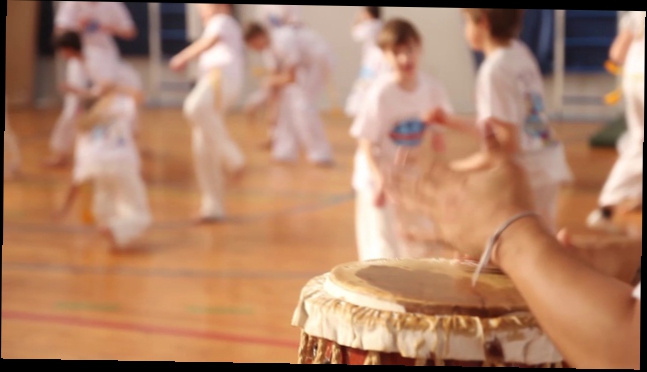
34;5;621;121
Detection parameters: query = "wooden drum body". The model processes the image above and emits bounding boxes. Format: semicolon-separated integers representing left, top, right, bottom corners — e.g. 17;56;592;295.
291;258;565;366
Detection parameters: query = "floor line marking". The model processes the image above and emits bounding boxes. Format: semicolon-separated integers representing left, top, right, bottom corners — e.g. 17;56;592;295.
1;310;300;349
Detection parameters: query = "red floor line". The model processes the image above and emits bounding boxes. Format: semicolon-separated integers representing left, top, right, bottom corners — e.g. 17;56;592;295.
2;310;300;349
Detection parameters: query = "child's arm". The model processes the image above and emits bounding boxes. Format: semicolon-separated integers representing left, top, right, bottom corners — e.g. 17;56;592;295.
169;35;221;71
358;139;386;207
264;66;298;88
52;183;81;220
609;29;634;65
425;107;480;138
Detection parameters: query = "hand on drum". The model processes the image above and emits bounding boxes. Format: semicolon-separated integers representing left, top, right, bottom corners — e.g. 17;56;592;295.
385;117;536;262
556;228;642;284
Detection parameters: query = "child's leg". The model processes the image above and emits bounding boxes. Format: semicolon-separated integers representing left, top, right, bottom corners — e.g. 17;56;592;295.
283;86;333;164
355;190;401;261
183;74;229;220
107;169;152;248
47;59;86;165
210;69;246;174
271;89;299;162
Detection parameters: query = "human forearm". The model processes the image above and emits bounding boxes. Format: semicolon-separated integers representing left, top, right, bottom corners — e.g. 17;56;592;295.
609;30;633;65
495;217;640;369
103;24;137;40
558;230;642;284
174;37;218;64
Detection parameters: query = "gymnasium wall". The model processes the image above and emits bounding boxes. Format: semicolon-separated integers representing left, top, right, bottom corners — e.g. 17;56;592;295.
6;0;39;108
28;4;621;120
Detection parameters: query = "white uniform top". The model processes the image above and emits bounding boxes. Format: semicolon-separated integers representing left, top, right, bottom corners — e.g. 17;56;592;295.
73;95;140;184
352;19;389;79
80;57;142;93
55;2;134;64
262;27;331;73
476;40;572;185
197;13;244;80
256;5;302;28
620;11;645;78
350;72;453;191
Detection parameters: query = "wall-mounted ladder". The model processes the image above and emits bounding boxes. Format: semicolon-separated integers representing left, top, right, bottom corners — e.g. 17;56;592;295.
552;10;622;120
147;3;195;106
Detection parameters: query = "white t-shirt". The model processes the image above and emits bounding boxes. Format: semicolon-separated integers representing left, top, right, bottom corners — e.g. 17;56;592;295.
620;11;645;77
350;72;453;191
80;57;142;93
256;5;302;28
55;2;134;61
197;13;244;79
262;27;302;73
476;40;572;185
352;19;389;80
294;27;334;69
633;282;641;300
73;95;140;184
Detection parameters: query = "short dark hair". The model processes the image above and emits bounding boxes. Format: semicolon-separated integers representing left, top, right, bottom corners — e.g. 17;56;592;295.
462;9;524;42
53;31;82;52
366;7;381;19
244;22;267;42
377;18;421;51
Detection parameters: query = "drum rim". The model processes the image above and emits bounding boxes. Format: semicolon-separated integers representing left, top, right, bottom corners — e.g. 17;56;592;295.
292;273;564;365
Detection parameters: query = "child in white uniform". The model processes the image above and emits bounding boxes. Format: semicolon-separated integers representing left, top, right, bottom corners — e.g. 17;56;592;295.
48;1;136;167
169;4;245;223
256;5;302;29
587;11;645;231
351;19;453;261
244;23;334;166
53;31;143;140
345;7;390;118
54;89;151;250
430;9;573;234
5;99;20;179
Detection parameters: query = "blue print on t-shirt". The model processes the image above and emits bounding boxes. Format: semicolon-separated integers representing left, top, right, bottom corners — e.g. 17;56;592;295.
84;19;100;33
389;118;427;147
524;92;552;144
268;15;283;27
359;66;377;79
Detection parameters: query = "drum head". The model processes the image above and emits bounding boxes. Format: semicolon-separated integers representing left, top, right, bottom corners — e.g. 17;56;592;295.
327;258;527;317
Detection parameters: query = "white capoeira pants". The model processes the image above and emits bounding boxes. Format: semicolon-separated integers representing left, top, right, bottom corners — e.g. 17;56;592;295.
183;68;245;218
5;105;20;170
300;59;331;109
355;189;403;261
598;75;644;207
50;58;88;155
272;84;333;163
92;167;152;248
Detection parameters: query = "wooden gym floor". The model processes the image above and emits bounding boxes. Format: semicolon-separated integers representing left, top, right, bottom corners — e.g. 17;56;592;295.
2;107;642;361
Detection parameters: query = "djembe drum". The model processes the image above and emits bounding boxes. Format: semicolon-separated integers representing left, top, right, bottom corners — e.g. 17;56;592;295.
292;258;565;366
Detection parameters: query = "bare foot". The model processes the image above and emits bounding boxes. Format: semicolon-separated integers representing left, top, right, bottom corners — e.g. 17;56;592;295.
228;165;245;182
4;165;20;180
193;216;225;225
99;226;118;248
43;155;69;168
313;159;335;168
